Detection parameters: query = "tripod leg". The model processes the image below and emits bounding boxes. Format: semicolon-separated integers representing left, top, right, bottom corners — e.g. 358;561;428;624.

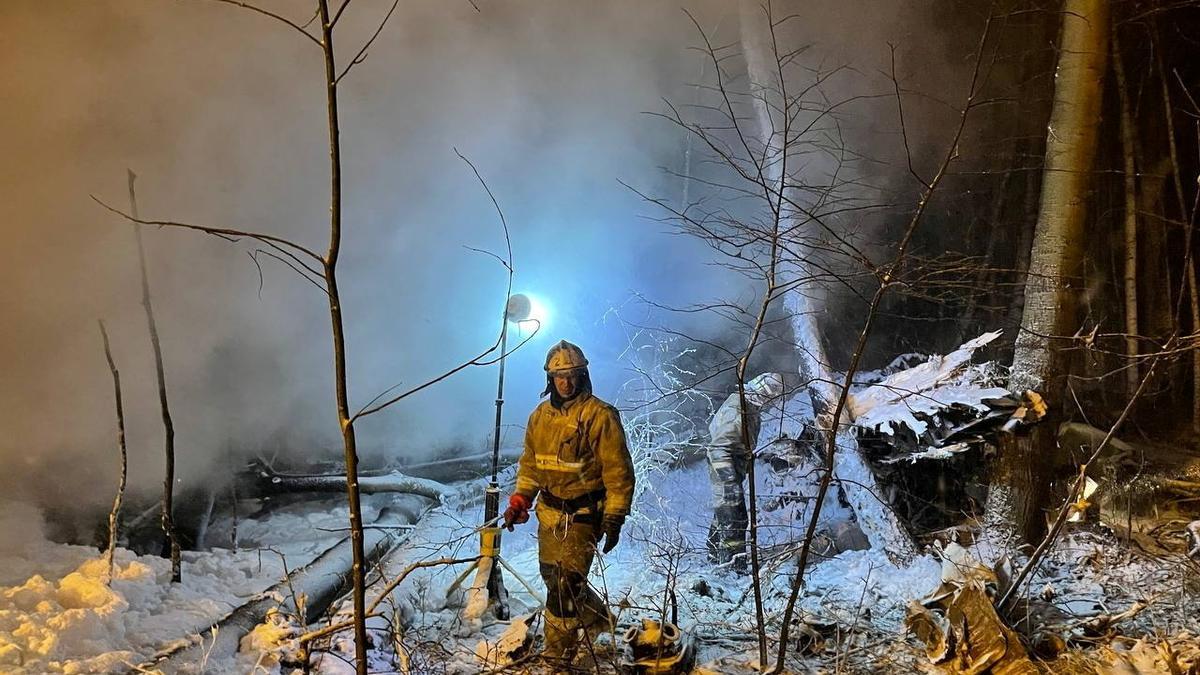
498;555;545;604
445;559;478;597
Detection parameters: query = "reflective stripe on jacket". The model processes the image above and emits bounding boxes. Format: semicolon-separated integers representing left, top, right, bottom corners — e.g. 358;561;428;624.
515;392;636;516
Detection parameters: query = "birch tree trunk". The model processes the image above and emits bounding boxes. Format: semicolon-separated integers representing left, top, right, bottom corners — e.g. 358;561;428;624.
739;1;916;560
989;0;1110;551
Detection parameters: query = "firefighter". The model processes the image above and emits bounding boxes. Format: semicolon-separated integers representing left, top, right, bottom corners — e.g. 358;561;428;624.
502;340;636;669
706;372;783;572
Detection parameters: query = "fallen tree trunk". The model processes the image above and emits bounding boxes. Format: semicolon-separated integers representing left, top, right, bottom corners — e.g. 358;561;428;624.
399;449;523;483
256;465;453;502
145;508;410;674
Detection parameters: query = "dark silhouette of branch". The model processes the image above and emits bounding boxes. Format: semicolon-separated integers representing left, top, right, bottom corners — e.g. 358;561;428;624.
91;196;325;263
196;0;322;46
335;0;401;84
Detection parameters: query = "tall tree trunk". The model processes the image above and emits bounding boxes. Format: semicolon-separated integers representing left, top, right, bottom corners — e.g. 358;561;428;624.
1138;157;1174;340
1156;31;1200;432
129;170;182;582
739;2;916;561
1112;24;1140;394
991;0;1110;551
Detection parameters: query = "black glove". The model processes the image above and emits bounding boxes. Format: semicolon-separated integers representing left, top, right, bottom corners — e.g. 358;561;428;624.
598;514;625;553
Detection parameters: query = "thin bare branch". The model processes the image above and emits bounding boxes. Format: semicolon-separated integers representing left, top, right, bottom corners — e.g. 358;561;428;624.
250;249;330;296
463;245;512;271
890;44;927;189
352;324;542;421
330;0;351;27
91;196;325;263
455;148;514;267
335;0;401;84
196;0;322;47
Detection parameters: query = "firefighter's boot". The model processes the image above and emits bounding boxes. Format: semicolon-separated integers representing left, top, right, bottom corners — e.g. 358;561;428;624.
543;611;580;669
577;585;616;636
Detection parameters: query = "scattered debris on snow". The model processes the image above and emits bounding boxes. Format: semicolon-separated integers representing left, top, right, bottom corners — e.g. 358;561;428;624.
907;543;1037;673
473;610;535;668
618;618;695;674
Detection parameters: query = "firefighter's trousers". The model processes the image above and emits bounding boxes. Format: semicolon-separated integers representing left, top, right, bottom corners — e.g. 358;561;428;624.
536;502;615;662
706;446;749;564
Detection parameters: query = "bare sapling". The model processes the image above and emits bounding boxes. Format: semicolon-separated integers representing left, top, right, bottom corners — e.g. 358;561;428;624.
98;319;128;583
128;169;182;582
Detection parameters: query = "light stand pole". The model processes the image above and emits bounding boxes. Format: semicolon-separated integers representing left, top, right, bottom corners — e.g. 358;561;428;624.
449;294;541;620
486;294;522;520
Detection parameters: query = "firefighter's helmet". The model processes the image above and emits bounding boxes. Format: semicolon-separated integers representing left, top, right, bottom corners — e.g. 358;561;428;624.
544;340;589;374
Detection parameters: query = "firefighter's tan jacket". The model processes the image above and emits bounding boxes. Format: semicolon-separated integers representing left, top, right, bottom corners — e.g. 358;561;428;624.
515;392;636;516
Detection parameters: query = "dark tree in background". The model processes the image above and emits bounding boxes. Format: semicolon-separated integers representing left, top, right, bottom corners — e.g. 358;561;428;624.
991;0;1111;549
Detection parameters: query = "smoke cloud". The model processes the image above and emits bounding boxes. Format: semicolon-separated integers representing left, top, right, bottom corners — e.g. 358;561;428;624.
0;0;980;517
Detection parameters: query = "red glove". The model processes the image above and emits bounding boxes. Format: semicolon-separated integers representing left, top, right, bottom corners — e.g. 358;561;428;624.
502;494;532;531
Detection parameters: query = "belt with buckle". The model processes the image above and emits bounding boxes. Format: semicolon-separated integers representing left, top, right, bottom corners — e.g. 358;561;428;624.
539;488;605;515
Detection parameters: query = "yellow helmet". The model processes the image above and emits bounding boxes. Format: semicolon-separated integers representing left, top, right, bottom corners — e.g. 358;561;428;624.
544;340;589;374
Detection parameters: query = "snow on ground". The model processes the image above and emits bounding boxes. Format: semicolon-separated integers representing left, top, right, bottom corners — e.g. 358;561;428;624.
321;460;943;674
0;499;305;674
7;467;1188;673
